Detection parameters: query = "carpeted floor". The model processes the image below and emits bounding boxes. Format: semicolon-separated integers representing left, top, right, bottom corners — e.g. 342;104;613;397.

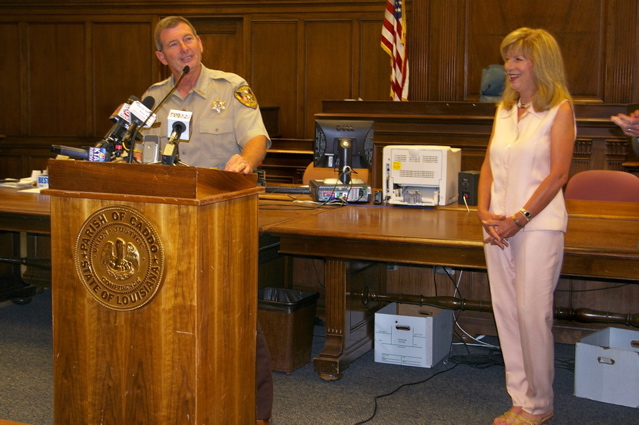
0;289;637;424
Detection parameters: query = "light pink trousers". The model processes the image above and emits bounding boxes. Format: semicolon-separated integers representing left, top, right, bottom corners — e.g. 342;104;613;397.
484;230;564;415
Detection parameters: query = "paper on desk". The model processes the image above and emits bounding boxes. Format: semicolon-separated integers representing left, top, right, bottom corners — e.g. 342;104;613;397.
0;179;35;189
18;187;42;193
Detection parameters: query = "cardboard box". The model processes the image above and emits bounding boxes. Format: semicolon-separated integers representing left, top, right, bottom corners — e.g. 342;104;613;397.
374;302;453;368
574;327;639;408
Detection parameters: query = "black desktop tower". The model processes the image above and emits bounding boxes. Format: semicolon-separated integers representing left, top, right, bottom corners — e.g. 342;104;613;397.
458;170;480;206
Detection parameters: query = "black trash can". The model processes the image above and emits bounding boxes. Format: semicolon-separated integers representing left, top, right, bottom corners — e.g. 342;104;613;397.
258;287;319;374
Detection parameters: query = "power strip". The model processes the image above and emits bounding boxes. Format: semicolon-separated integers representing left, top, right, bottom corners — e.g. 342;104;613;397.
309;180;371;203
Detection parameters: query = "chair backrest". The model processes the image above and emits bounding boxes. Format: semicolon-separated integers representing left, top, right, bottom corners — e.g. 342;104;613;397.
479;64;506;102
564;170;639;202
302;162;370;185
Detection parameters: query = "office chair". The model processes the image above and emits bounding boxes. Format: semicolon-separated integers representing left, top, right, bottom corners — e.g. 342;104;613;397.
302;162;370;185
564;169;639;202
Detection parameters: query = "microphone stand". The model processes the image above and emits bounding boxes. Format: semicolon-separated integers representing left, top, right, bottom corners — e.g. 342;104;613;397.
161;140;180;165
127;66;191;163
161;124;187;166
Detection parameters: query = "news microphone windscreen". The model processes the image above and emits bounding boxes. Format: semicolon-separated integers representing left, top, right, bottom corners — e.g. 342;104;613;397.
109;103;131;124
183;66;190;74
142;96;155;110
166;109;193;142
174;122;186;132
129;98;157;127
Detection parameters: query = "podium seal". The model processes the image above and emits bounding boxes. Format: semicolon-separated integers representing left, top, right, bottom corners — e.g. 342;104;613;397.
74;206;165;311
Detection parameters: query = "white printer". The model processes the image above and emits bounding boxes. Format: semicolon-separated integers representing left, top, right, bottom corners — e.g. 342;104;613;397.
382;145;461;206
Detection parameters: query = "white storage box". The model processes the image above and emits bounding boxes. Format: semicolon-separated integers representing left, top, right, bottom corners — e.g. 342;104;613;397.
374;302;453;368
574;327;639;408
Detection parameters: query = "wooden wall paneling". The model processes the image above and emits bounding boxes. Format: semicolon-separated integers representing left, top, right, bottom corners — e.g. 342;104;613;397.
28;22;88;136
557;0;603;102
632;4;639;103
351;18;363;104
251;20;300;139
0;138;56;179
407;0;428;100
604;0;638;103
1;0;638;174
304;20;355;138
572;137;631;172
93;21;155;138
0;23;22;136
571;139;594;175
606;139;632;170
465;0;604;102
0;154;22;179
465;2;507;102
427;0;464;101
190;17;245;78
359;19;392;102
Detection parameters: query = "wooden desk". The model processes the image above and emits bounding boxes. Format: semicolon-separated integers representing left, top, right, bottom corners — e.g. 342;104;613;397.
267;202;639;379
0;189;51;301
0;189;50;234
0;188;325;301
0;189;323;236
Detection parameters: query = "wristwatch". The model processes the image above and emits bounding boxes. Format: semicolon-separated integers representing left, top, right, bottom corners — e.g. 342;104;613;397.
519;208;532;222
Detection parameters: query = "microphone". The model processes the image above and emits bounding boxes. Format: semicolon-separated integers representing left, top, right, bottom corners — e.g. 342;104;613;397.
128;96;156;128
95;96;139;159
51;145;89;160
147;66;190;119
121;96;156;161
162;109;193;166
166;110;193;144
128;66;191;164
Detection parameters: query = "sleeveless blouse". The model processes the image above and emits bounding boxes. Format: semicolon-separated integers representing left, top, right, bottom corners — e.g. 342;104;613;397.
489;100;573;232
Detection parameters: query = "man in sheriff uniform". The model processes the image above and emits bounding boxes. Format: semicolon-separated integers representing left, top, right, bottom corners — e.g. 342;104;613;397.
136;15;270;174
137;16;273;425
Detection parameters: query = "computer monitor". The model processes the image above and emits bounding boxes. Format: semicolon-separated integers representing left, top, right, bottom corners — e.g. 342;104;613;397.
313;119;374;184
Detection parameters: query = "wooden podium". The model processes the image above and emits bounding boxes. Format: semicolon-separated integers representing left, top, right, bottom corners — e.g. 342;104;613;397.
45;160;263;425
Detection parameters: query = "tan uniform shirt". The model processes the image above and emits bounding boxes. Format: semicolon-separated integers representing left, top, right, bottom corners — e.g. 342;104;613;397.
141;65;271;169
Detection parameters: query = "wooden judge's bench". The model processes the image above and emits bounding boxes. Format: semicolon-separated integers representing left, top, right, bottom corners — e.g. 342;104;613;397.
316;100;638;186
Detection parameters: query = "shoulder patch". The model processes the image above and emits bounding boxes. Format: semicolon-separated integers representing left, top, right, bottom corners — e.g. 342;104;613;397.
234;86;258;109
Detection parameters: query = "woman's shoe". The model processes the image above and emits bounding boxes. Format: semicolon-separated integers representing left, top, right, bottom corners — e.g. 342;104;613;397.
511;412;554;425
493;410;520;425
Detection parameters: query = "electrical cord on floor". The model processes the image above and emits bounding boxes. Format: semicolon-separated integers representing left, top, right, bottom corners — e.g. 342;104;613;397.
448;350;504;369
313;258;325;288
353;363;459;425
555;356;575;372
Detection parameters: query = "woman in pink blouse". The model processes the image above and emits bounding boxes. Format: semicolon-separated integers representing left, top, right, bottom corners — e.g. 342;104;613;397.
477;28;576;425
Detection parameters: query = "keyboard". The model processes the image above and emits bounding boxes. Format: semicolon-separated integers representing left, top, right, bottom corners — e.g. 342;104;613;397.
264;184;311;194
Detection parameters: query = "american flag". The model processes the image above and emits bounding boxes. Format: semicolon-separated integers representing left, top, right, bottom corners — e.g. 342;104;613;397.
381;0;409;101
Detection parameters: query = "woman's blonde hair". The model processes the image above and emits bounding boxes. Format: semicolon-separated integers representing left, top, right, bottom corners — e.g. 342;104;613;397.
500;27;572;111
